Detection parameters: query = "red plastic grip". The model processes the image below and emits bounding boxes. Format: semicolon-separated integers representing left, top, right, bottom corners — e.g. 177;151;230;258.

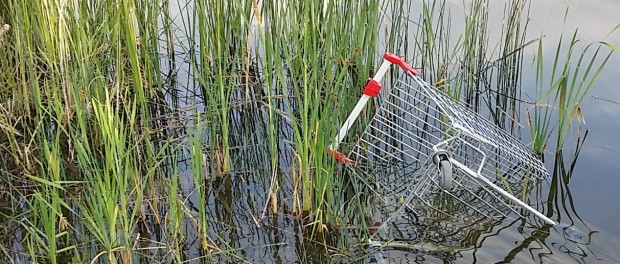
327;149;357;166
383;53;419;76
362;79;381;97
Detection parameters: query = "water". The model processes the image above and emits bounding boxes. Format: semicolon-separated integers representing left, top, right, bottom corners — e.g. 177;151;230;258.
532;1;620;262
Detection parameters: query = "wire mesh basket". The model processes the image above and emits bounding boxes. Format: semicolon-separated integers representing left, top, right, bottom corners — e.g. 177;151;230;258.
328;53;554;246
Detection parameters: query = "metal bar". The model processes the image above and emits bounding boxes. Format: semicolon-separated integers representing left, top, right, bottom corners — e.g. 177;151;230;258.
450;159;556;225
329;59;392;151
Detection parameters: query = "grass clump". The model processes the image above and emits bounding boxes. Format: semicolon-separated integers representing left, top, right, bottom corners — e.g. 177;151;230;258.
529;16;616;154
0;0;177;262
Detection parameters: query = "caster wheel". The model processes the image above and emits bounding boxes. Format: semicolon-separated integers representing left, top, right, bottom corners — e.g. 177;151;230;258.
433;151;453;191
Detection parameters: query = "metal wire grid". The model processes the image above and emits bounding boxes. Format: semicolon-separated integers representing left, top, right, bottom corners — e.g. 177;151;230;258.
346;72;549;239
356;158;535;243
349;73;548;180
410;74;548;181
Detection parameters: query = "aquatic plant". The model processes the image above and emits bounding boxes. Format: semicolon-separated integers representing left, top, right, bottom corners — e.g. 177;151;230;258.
530;17;616;154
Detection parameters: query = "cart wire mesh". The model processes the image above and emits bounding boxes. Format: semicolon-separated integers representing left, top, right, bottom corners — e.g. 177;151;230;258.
329;53;553;245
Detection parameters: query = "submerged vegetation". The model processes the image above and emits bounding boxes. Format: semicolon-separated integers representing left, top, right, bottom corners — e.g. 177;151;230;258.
0;0;616;262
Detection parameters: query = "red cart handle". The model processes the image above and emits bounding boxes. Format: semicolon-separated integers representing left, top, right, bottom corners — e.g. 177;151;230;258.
383;53;419;76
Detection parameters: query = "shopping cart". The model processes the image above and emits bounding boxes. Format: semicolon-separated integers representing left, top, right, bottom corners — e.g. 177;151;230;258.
328;53;555;244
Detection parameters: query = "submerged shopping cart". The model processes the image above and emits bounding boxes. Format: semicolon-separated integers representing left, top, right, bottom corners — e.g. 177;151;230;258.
328;53;555;244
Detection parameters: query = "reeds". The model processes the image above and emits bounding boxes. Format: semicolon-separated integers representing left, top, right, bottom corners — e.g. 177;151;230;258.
1;0;394;261
240;0;386;228
403;0;532;132
530;16;616;154
0;0;176;262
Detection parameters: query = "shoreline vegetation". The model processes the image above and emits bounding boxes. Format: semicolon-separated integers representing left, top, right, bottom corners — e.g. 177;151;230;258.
0;0;616;262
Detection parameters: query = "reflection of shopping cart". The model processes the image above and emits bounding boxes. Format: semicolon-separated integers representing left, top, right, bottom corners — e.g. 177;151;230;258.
328;53;554;245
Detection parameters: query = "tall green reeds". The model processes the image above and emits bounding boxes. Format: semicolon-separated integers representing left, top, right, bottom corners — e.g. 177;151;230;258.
2;0;75;262
194;1;252;175
406;0;530;128
459;0;489;105
254;0;383;226
0;0;175;262
493;0;529;131
530;18;615;153
187;115;211;252
2;0;397;259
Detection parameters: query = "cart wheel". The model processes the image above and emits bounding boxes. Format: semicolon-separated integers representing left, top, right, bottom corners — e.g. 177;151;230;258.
432;151;453;191
438;159;453;191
